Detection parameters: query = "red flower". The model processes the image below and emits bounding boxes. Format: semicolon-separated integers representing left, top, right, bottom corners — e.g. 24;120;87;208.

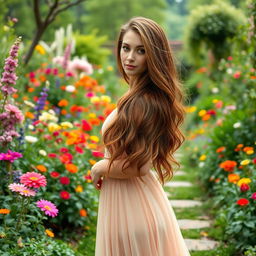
253;158;256;164
60;147;69;153
233;71;241;79
81;120;92;131
53;131;60;136
240;183;250;192
60;191;70;200
75;146;84;154
50;171;60;178
84;174;92;181
236;198;249;206
92;151;104;158
207;109;216;116
59;176;70;185
48;153;57;158
59;153;73;164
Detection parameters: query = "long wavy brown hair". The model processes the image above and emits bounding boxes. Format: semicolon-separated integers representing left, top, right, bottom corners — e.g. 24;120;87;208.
103;17;186;185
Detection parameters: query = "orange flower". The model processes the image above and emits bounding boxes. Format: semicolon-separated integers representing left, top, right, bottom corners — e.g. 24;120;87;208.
0;209;10;214
216;146;226;153
243;147;253;152
58;99;69;107
25;112;35;119
202;114;211;121
228;173;240;184
88;118;101;126
60;85;66;91
79;209;87;217
39;75;46;82
61;109;67;115
36;165;47;172
45;229;54;237
237;144;244;148
28;87;35;93
65;163;78;173
12;93;19;99
219;160;237;172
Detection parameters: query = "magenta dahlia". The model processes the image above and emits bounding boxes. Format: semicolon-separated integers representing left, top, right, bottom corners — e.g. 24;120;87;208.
36;199;59;217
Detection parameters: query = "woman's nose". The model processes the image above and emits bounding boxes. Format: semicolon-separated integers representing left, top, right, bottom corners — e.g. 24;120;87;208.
127;50;135;61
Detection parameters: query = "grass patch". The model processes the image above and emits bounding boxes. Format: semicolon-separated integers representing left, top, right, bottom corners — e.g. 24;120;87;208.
164;185;204;200
173;205;207;219
190;243;236;256
181;225;224;240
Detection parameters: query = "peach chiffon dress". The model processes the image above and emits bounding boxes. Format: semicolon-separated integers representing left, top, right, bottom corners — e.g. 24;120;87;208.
95;108;190;256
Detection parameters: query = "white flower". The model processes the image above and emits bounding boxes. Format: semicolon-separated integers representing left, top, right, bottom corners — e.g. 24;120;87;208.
199;162;205;168
233;122;241;128
28;125;34;130
24;100;35;108
39;149;47;156
227;68;233;74
25;136;38;143
211;87;219;94
65;85;75;92
60;121;73;129
39;112;58;122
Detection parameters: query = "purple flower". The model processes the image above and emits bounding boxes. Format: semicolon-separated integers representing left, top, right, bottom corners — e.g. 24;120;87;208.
5;104;24;123
0;37;21;95
0;150;23;162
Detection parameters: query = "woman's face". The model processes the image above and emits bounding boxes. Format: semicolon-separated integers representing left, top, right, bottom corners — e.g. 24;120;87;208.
120;30;147;78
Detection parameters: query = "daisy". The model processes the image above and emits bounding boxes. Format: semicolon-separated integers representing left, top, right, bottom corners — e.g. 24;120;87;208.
8;183;36;197
20;172;47;188
36;199;59;217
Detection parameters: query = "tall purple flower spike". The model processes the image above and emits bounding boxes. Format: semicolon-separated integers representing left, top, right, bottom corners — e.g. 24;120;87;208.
0;37;22;96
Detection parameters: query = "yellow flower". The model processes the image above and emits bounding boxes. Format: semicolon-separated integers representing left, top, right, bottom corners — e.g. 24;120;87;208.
107;66;113;71
48;123;61;132
237;178;252;187
87;170;91;175
87;143;97;149
198;110;207;117
90;96;100;103
60;121;73;129
3;25;10;32
45;229;54;237
101;95;111;103
246;150;254;155
75;185;83;193
88;113;97;118
240;159;250;166
90;136;99;142
39;112;58;122
199;155;207;161
35;44;46;55
89;159;96;165
212;99;219;103
186;106;197;113
198;128;205;134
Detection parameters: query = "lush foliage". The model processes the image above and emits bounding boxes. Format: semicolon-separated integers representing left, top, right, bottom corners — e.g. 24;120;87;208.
183;1;256;252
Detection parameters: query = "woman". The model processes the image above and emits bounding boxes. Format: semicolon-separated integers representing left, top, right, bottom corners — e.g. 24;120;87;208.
91;17;190;256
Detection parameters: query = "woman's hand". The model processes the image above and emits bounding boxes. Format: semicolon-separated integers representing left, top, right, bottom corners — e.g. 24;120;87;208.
91;160;108;190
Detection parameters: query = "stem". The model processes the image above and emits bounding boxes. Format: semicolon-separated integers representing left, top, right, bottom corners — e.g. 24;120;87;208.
15;196;25;233
0;94;8;113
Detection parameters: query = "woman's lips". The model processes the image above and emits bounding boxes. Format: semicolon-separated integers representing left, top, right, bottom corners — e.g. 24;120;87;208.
125;64;136;70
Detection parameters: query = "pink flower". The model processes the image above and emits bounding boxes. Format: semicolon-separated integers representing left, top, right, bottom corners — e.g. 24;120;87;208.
251;193;256;200
8;183;36;197
0;37;21;95
20;172;47;188
60;147;69;153
36;199;59;217
0;150;22;162
86;92;95;98
227;56;233;61
233;71;241;79
59;176;70;185
5;104;24;123
67;57;93;76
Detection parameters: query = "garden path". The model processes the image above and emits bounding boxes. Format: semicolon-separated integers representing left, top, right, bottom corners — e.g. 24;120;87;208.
165;153;220;252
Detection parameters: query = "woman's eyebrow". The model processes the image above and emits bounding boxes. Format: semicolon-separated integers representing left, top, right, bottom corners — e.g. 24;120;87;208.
122;42;144;48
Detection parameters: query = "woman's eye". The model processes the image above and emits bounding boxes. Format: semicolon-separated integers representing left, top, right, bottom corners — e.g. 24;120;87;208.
138;48;145;54
122;46;129;51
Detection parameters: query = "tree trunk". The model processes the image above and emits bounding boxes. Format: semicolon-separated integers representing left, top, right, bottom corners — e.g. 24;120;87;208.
23;26;46;65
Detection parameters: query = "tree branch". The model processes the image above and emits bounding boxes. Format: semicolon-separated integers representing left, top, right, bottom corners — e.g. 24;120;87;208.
33;0;42;27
